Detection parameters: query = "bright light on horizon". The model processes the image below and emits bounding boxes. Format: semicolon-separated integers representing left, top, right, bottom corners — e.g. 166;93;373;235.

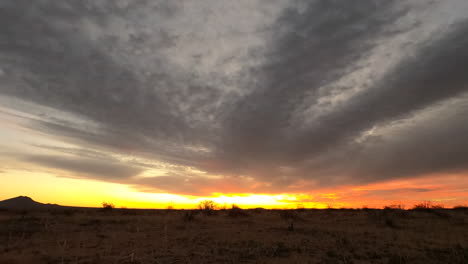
1;169;466;210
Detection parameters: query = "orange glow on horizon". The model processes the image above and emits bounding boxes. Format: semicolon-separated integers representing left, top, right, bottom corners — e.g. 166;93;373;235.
1;168;467;209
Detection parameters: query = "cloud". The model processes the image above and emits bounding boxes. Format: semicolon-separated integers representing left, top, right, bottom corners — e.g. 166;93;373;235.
23;154;142;180
1;0;468;195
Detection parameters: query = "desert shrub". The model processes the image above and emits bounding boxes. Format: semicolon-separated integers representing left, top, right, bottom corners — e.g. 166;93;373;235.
198;200;217;215
412;201;432;210
101;202;115;212
167;201;175;210
198;200;217;210
227;204;249;217
384;204;405;210
296;203;305;211
252;207;266;214
361;206;378;213
383;204;409;218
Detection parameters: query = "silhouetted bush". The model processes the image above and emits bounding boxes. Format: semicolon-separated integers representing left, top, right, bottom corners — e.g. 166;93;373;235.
295;203;306;212
101;202;115;212
227;204;249;217
384;204;405;210
252;207;266;214
198;200;217;215
412;201;432;210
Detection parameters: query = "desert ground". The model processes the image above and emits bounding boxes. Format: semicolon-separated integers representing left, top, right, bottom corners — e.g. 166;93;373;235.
0;207;467;264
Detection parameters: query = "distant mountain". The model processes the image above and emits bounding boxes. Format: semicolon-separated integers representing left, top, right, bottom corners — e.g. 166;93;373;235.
0;196;61;210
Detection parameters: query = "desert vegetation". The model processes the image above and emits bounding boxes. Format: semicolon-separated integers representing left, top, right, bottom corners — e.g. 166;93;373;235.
0;204;467;264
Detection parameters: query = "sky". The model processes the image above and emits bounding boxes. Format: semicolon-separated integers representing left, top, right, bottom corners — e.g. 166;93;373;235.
0;0;467;209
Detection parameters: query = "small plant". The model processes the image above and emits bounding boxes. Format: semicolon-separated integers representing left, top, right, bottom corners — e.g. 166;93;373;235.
296;203;305;211
430;204;445;209
220;203;228;210
198;200;217;215
227;204;249;217
101;202;115;212
412;201;432;210
167;201;174;210
384;204;405;210
252;207;265;214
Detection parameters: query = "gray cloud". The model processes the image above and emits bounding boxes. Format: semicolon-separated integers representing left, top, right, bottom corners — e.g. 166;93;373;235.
24;154;142;180
1;0;468;195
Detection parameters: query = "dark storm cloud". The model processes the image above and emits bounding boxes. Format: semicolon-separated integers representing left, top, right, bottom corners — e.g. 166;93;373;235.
1;0;468;195
292;20;468;158
0;0;210;157
349;95;468;182
217;0;405;169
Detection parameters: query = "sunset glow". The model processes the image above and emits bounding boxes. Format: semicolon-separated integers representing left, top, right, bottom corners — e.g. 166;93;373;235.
1;166;466;209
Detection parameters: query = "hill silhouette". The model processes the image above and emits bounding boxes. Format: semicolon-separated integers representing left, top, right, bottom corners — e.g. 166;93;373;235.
0;196;61;210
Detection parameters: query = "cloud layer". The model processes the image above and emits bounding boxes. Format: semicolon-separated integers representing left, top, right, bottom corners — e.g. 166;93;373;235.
1;0;468;195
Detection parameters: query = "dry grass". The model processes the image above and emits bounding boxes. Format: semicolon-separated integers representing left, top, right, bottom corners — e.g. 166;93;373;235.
0;208;467;264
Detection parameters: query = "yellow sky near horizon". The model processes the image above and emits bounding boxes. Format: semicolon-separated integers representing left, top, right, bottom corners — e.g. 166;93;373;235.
2;167;467;209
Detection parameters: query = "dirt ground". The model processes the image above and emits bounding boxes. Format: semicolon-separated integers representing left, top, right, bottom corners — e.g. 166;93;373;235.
0;207;467;264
